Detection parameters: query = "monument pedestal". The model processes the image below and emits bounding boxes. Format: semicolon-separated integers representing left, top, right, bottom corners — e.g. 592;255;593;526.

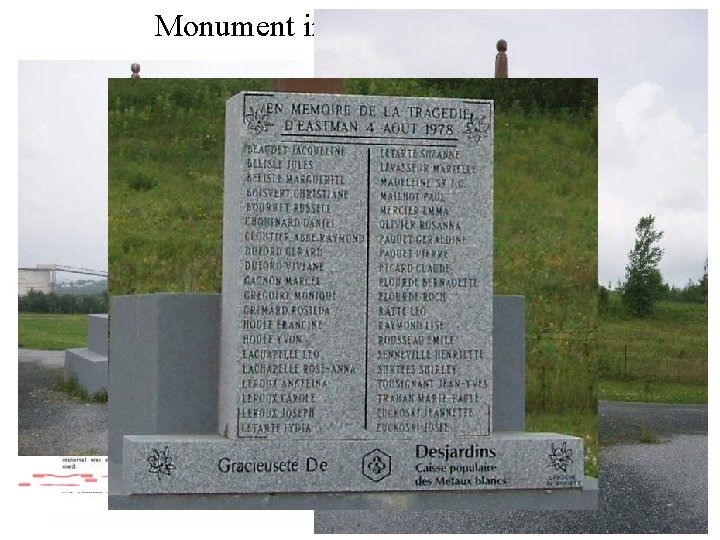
108;294;597;509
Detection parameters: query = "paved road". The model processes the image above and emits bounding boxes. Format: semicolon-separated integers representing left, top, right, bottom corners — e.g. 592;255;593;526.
315;401;708;534
599;399;707;444
18;349;108;456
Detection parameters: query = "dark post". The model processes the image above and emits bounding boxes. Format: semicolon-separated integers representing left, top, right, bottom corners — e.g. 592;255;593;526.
495;40;508;78
130;63;141;79
624;345;627;374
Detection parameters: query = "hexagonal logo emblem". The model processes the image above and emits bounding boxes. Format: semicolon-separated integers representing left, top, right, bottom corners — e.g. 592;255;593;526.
362;449;391;482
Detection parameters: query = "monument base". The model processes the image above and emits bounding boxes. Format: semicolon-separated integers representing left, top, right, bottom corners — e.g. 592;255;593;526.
122;432;583;494
109;459;597;510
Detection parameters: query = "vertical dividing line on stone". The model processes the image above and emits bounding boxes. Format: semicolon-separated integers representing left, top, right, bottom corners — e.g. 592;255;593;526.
364;147;371;430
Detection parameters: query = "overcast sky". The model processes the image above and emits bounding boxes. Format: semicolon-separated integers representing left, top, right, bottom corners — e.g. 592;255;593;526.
316;9;708;287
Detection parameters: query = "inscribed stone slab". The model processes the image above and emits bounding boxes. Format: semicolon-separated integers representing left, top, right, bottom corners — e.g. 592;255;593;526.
219;92;494;439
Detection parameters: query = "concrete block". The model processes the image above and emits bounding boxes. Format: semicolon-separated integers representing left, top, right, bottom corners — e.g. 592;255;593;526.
493;296;525;431
87;314;109;356
64;347;108;394
108;294;220;464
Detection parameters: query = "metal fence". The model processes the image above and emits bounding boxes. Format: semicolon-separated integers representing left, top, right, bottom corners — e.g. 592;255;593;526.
599;347;707;385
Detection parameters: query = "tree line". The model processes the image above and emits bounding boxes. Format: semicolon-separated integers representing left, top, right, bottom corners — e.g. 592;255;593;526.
18;290;108;314
656;268;708;304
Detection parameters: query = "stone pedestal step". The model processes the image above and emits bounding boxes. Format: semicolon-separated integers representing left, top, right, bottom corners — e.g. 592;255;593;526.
123;432;583;494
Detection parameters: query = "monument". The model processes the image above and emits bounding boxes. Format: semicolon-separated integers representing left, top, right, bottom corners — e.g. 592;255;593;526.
110;91;593;507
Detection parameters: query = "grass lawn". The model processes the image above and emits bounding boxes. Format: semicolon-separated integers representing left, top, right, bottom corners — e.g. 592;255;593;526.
599;297;707;404
600;299;706;385
598;380;707;404
18;313;88;350
526;411;598;479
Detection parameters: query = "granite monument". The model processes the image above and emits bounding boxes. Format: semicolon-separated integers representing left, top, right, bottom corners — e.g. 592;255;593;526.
112;91;587;503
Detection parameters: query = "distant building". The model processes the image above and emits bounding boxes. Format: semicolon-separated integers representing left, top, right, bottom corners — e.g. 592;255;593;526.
18;267;53;295
18;264;108;296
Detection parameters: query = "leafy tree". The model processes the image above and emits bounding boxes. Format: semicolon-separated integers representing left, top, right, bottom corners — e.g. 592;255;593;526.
621;215;664;317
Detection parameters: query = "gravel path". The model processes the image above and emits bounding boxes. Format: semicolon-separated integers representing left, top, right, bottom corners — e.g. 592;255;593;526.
315;402;708;534
18;349;108;456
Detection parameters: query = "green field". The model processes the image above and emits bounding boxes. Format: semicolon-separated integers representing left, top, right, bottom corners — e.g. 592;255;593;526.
493;107;597;417
109;78;598;472
599;294;707;403
18;313;88;350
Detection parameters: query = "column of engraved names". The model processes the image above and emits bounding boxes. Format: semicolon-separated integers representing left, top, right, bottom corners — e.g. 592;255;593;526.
371;145;488;435
238;141;361;436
